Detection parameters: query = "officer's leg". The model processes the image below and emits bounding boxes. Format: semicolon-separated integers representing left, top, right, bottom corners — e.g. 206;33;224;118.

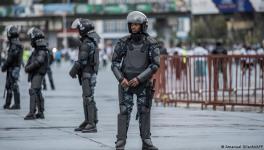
10;80;20;109
116;85;133;150
74;76;90;131
4;88;12;109
24;88;38;120
74;81;89;131
47;68;55;90
3;76;12;109
137;89;158;150
42;77;47;90
82;73;98;133
36;75;45;119
24;75;43;120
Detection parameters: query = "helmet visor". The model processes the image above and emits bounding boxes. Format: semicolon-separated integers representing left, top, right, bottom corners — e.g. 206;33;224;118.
71;18;81;29
27;27;35;38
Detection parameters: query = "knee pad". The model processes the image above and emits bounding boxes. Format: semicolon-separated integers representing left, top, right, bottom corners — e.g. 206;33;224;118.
12;82;19;92
83;96;94;105
120;105;129;115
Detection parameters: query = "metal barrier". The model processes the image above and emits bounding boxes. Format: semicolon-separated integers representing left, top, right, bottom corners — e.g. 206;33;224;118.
154;55;264;111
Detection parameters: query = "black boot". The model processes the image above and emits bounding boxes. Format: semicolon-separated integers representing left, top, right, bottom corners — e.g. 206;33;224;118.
36;93;45;119
10;90;20;109
115;114;128;150
82;123;97;133
140;111;158;150
75;98;90;132
3;91;12;109
36;112;44;119
142;139;158;150
74;121;88;131
24;113;36;120
10;104;20;109
82;102;97;133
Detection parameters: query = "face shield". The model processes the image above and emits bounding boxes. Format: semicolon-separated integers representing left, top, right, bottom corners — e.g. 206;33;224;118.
71;18;81;29
27;27;35;39
6;25;12;37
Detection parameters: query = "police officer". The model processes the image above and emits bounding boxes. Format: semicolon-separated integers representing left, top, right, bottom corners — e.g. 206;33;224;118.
112;11;159;150
69;18;100;133
24;27;49;120
42;50;55;90
1;25;23;109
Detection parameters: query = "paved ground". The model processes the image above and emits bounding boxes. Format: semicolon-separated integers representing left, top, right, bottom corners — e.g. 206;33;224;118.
0;62;264;150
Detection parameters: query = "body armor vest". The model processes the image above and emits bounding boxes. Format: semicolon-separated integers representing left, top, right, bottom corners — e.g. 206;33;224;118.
122;40;149;80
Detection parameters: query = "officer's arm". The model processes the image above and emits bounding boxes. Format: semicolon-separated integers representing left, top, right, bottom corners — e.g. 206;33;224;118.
111;41;125;82
69;42;93;78
78;42;94;67
1;45;18;72
137;43;160;83
25;51;46;72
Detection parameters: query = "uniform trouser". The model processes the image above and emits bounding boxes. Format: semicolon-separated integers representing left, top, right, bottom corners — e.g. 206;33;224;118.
29;74;44;114
42;67;55;90
5;71;20;107
117;85;152;141
81;73;98;125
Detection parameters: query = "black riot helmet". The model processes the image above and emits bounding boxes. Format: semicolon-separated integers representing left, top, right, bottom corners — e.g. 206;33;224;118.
6;25;19;39
27;27;45;40
71;18;95;36
27;27;45;47
127;11;148;33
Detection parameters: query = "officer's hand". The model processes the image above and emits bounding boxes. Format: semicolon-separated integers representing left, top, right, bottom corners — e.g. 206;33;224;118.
69;70;76;78
128;77;139;87
24;66;30;73
121;78;129;88
1;66;6;72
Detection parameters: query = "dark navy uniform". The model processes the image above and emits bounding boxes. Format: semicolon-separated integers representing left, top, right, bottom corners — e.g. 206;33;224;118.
1;25;23;109
69;18;100;133
112;11;160;150
24;27;49;120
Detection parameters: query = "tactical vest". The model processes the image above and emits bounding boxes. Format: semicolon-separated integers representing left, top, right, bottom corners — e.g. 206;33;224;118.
80;38;99;74
31;48;49;75
121;39;149;80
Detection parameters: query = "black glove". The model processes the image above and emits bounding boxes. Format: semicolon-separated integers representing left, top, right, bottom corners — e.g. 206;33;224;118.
69;68;77;78
69;61;81;78
25;66;30;73
1;65;7;72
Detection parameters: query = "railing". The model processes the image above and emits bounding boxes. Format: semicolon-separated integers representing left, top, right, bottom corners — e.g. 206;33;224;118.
154;55;264;112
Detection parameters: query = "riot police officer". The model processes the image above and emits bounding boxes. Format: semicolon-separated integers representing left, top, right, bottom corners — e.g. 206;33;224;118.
42;50;55;90
111;11;159;150
1;25;23;109
69;18;100;133
24;27;49;120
